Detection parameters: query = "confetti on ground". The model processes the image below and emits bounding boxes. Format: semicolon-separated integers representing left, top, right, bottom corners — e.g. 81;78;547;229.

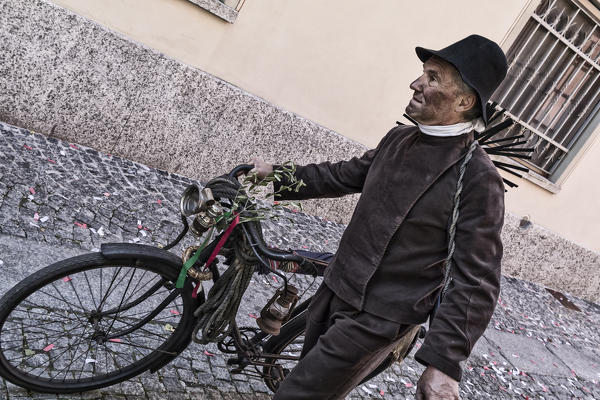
27;194;34;200
157;199;162;205
69;144;78;149
272;276;278;283
85;358;96;364
248;313;258;319
28;187;35;194
63;276;72;282
24;349;35;356
23;144;32;150
170;309;180;316
108;339;122;343
203;350;215;357
140;230;147;237
0;260;3;266
165;324;175;332
97;227;105;237
47;158;56;164
380;389;385;396
74;221;87;229
43;344;54;352
33;213;40;221
104;192;110;197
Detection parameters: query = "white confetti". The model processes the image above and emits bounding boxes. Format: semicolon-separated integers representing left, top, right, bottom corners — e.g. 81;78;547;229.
89;228;97;234
93;196;104;201
60;150;66;156
40;216;49;223
0;260;3;265
33;212;40;221
29;222;39;228
368;384;378;389
28;195;34;200
91;248;100;252
140;230;147;237
131;238;140;243
361;386;373;395
84;358;96;364
97;227;105;237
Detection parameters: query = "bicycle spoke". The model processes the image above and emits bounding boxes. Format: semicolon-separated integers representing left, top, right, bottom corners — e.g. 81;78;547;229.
97;267;123;312
83;270;98;310
35;288;87;318
105;267;137;335
67;279;89;319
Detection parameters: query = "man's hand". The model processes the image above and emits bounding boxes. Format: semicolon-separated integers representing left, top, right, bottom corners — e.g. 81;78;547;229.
249;158;273;180
416;366;459;400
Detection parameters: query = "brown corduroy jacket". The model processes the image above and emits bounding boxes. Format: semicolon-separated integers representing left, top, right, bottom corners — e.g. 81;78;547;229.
275;124;505;381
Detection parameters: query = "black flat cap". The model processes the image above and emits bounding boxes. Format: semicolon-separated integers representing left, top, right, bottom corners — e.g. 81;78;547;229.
416;34;508;125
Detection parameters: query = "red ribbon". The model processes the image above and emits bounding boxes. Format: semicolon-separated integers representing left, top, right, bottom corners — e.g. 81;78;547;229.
191;214;240;298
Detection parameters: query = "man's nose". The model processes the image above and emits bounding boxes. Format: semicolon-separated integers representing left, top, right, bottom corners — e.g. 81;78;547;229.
409;76;422;91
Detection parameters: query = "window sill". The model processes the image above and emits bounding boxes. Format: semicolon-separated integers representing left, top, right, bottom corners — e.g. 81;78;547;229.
186;0;238;23
522;170;561;194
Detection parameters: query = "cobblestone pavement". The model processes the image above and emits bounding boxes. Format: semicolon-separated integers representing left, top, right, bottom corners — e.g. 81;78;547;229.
0;121;599;399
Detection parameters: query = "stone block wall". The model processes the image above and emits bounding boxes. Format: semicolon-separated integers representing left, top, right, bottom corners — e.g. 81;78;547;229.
0;0;598;302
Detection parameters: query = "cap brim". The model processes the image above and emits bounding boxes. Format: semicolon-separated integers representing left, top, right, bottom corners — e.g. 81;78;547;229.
415;47;436;63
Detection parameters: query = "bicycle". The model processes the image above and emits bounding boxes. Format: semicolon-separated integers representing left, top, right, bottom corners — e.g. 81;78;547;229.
0;164;422;394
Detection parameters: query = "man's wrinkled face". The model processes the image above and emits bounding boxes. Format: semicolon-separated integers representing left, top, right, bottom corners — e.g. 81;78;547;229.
405;57;464;125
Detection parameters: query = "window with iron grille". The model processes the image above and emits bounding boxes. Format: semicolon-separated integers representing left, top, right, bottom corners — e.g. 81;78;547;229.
491;0;600;182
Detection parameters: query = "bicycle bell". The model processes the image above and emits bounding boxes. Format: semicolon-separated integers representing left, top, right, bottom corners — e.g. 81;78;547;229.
257;285;299;336
180;184;224;236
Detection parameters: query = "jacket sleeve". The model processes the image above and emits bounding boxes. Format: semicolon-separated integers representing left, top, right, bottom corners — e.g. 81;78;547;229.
273;127;397;200
414;167;505;381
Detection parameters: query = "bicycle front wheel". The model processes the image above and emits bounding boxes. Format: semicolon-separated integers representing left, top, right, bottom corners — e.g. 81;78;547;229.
0;252;194;393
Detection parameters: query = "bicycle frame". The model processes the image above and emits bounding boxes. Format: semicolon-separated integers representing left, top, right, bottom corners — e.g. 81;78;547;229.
97;164;329;380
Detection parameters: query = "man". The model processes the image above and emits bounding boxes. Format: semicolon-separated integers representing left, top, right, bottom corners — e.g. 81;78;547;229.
253;35;507;399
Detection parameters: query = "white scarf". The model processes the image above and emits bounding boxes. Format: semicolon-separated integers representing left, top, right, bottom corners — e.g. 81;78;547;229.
418;117;486;137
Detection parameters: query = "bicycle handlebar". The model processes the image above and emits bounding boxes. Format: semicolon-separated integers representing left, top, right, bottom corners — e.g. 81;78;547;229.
224;164;309;266
228;164;254;179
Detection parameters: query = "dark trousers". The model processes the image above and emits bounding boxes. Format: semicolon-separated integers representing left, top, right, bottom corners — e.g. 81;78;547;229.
273;284;410;400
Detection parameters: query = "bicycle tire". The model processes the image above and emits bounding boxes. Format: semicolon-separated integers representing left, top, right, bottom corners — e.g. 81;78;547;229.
0;252;195;393
261;310;395;393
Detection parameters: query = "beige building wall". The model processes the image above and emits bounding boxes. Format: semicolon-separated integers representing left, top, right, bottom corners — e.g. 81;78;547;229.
49;0;600;252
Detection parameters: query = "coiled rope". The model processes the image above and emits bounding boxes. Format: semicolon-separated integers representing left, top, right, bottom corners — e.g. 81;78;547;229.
441;140;478;296
191;175;259;344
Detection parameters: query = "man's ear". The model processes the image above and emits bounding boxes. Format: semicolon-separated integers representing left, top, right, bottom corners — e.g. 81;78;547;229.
456;93;477;113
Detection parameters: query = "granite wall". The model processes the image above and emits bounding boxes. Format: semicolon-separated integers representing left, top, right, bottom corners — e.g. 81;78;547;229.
0;0;598;303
